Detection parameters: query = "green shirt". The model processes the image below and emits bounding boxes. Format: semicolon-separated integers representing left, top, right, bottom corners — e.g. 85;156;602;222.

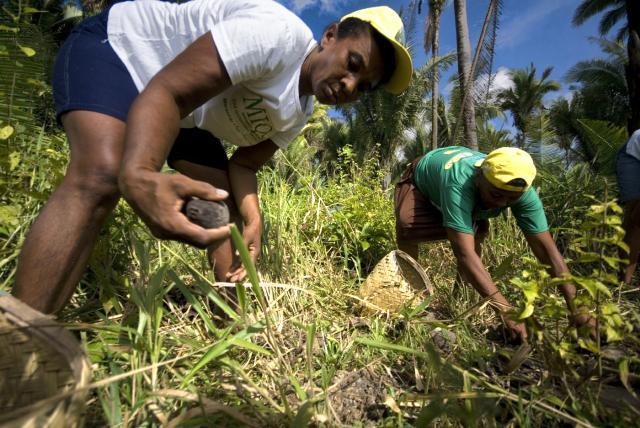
413;146;549;235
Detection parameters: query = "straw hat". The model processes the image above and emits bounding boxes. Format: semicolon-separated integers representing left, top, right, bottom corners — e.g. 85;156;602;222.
359;250;433;314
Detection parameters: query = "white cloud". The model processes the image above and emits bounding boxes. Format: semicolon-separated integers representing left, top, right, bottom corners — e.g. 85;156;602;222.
499;0;573;49
443;67;513;101
284;0;347;15
490;67;514;92
288;0;314;13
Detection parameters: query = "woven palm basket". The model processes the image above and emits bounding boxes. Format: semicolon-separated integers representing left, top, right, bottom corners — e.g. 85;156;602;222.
359;250;434;314
0;292;91;428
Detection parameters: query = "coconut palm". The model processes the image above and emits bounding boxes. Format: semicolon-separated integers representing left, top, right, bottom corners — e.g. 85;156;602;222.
496;64;560;147
423;0;449;151
453;0;477;150
573;0;640;134
565;38;628;127
547;96;626;174
546;38;628;167
573;0;627;41
476;122;512;153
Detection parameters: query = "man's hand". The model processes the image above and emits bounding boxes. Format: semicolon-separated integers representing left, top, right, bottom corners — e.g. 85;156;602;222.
227;219;261;283
119;170;230;248
571;307;597;338
504;319;528;344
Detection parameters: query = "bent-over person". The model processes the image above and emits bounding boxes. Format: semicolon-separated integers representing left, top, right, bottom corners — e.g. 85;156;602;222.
616;129;640;286
395;146;592;343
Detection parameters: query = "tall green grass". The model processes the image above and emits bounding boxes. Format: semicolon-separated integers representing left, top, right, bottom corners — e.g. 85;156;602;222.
3;130;638;425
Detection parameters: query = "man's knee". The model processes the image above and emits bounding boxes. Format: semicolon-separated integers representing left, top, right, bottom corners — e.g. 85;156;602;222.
65;163;121;206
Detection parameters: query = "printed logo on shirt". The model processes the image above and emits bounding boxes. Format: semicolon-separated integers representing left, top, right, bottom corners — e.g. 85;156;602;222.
222;95;275;145
242;96;274;141
445;152;473;170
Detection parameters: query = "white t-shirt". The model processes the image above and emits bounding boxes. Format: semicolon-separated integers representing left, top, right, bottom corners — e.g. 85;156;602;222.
626;129;640;161
107;0;316;149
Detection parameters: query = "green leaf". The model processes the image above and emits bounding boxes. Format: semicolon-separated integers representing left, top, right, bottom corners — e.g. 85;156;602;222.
17;44;36;57
605;325;623;342
191;275;239;321
619;358;635;395
574;277;611;298
577;252;599;263
229;337;271;355
181;326;260;386
288;375;308;401
22;7;45;13
9;152;20;171
169;271;217;333
230;224;265;308
0;125;14;140
291;400;315;428
517;303;535;320
181;341;231;385
0;205;19;228
0;25;19;33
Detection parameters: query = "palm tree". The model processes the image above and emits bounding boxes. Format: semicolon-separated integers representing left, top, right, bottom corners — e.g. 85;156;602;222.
334;60;436;171
476;122;512;153
573;0;627;41
573;0;640;134
565;38;628;127
496;64;560;147
424;0;448;151
453;0;477;150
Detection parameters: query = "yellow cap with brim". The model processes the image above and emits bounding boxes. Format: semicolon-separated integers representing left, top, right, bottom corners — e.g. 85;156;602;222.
479;147;537;192
340;6;413;95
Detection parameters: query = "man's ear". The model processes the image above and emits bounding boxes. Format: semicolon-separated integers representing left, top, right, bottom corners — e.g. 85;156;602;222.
320;22;339;49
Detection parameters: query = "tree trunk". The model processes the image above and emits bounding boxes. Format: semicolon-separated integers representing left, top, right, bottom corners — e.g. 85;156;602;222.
431;9;441;151
453;0;478;150
626;0;640;134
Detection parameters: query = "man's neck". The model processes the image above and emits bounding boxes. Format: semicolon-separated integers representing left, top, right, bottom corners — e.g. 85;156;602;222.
298;47;317;97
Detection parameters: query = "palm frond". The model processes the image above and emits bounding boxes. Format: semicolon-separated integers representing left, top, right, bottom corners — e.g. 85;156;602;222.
575;118;627;175
598;3;627;36
572;0;625;27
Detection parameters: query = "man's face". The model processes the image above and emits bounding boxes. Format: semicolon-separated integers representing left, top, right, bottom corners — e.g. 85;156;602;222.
477;174;525;209
310;25;385;105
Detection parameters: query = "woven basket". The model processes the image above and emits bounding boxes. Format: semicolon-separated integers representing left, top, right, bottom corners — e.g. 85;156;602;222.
0;292;91;428
359;250;434;314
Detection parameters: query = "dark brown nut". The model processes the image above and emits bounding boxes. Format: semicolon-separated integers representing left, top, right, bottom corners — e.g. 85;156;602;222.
183;199;230;229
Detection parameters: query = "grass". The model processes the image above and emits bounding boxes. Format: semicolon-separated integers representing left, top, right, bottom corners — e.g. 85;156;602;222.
2;142;639;426
1;8;638;424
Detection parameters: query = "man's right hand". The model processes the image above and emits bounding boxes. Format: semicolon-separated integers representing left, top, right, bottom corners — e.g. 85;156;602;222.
119;170;231;248
504;319;528;344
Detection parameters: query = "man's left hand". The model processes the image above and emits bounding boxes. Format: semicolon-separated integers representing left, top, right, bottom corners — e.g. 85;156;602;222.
571;307;597;338
227;220;261;283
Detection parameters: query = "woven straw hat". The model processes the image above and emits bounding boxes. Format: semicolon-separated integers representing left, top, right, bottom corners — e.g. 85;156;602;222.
0;292;91;427
359;250;433;313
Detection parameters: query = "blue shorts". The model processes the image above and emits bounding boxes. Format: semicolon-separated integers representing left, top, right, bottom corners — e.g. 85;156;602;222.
616;142;640;204
52;10;228;170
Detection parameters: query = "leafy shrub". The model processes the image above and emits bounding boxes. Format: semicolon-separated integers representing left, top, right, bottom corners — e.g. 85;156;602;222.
509;198;639;423
311;146;395;276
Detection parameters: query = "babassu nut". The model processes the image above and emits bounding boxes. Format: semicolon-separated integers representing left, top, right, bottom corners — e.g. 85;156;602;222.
184;199;230;229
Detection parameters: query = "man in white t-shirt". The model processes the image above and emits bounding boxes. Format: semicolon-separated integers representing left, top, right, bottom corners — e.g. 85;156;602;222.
616;129;640;286
13;1;414;314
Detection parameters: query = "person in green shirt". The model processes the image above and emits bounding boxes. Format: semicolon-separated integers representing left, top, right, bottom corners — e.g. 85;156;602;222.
394;146;592;343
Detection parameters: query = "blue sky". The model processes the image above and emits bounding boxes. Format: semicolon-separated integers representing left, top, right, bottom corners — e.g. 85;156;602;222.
278;0;609;102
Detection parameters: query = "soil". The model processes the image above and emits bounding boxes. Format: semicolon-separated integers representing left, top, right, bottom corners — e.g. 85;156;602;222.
327;367;398;426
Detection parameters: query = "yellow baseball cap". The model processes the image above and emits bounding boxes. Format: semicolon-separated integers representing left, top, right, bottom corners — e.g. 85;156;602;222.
340;6;413;94
479;147;537;192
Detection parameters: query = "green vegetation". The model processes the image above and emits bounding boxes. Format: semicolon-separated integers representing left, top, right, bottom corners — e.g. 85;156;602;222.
1;0;639;426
